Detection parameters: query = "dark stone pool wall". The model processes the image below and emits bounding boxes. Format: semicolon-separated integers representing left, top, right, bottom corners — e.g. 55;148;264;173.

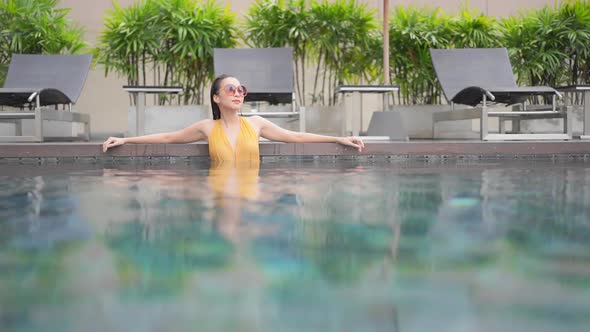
1;141;590;163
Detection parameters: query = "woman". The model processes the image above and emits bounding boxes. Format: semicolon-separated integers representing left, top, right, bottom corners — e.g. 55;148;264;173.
102;74;364;161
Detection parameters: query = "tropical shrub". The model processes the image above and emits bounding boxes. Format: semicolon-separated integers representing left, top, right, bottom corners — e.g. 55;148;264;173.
501;7;567;88
558;0;590;86
95;0;237;105
558;0;590;85
244;0;379;106
388;6;450;105
0;0;86;84
502;0;590;89
448;8;502;48
308;0;379;106
498;0;590;105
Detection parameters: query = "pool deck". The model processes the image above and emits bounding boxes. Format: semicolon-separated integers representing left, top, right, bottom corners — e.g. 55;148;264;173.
1;140;590;161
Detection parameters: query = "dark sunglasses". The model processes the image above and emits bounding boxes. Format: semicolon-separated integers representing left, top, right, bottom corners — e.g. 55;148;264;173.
220;84;248;97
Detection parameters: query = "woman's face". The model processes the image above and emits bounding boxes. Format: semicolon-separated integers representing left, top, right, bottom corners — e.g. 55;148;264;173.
213;77;246;112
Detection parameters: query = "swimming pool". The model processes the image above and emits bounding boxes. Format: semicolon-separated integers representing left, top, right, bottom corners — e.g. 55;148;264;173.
1;159;589;332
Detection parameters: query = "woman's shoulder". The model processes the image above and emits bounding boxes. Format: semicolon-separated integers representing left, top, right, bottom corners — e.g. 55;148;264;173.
243;115;267;129
191;118;216;134
244;115;267;124
199;118;216;126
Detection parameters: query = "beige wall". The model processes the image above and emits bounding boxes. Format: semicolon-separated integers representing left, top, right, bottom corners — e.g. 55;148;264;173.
59;0;558;138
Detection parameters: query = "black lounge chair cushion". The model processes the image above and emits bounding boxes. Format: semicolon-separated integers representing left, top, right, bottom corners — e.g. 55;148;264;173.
245;92;292;104
452;86;558;106
0;88;72;107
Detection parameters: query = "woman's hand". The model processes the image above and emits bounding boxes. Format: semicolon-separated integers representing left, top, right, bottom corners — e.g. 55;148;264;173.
102;137;126;152
336;136;365;152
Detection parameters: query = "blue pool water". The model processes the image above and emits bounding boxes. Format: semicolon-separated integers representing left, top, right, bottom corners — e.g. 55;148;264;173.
1;159;589;332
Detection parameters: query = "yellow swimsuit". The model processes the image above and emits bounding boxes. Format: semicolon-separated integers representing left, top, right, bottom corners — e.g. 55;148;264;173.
208;117;260;162
207;162;260;200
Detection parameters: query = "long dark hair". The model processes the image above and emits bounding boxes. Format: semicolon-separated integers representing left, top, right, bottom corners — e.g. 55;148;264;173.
210;74;231;120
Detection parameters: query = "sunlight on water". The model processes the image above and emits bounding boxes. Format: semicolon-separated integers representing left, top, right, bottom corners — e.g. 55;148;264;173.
1;160;589;332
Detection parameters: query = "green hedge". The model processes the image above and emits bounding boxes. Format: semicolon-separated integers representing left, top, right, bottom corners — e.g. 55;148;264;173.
388;1;590;105
92;0;590;106
244;0;590;106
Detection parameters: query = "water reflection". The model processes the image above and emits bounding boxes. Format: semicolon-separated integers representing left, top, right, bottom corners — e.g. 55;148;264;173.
0;161;589;331
101;162;264;299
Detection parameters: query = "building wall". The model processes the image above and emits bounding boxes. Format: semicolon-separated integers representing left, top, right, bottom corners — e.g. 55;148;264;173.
58;0;558;138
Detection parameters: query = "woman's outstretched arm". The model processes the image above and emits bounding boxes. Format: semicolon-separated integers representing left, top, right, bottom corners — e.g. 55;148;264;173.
102;119;210;152
254;116;364;152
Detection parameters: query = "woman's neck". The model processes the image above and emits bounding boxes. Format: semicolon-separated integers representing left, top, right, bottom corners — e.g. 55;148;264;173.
220;110;240;127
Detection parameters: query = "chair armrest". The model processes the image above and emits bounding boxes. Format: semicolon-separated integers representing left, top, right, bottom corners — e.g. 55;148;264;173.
241;112;301;118
337;85;399;93
485;86;558;94
554;85;590;92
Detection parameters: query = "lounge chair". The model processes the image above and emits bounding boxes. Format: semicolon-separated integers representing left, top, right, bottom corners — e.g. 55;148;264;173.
430;48;572;140
0;54;92;142
213;47;305;132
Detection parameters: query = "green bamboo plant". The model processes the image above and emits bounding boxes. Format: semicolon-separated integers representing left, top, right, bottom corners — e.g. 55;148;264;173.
95;0;160;91
159;0;237;104
308;0;379;106
501;7;567;88
388;6;450;105
554;0;590;86
0;0;86;84
95;0;237;105
448;8;502;48
500;1;590;104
